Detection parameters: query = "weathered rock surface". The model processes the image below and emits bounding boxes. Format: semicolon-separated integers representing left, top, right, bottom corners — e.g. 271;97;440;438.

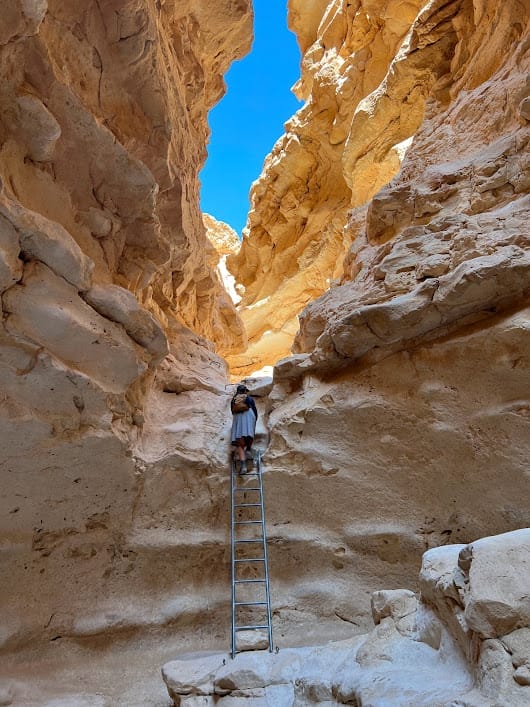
231;0;530;661
4;261;150;393
260;304;530;651
1;0;530;704
82;283;169;364
0;0;249;354
289;0;530;375
162;530;530;706
227;0;530;377
0;1;251;704
227;0;462;374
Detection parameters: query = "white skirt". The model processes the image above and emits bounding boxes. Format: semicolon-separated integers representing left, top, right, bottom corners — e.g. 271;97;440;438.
231;409;257;442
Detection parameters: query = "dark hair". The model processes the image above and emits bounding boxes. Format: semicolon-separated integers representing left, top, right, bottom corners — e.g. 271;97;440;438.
236;384;248;394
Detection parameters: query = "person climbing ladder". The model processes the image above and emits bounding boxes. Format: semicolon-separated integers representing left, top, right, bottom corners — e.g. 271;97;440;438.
230;384;258;473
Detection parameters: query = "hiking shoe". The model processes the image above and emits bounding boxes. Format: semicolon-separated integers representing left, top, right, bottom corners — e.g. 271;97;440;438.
245;458;254;473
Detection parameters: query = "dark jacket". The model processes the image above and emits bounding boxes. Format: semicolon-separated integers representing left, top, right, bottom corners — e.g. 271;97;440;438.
231;394;258;419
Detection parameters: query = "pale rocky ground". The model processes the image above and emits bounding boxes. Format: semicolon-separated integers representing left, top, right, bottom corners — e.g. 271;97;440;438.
163;529;530;706
0;0;529;705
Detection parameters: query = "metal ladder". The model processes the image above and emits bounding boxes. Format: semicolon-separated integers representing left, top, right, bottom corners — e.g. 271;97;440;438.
230;449;273;658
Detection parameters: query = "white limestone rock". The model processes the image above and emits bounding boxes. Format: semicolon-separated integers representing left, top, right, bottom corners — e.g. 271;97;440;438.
371;588;418;635
501;627;530;669
419;544;467;607
463;528;530;639
40;697;108;707
162;653;228;699
162;530;530;706
419;544;476;661
478;638;530;706
162;630;471;706
235;630;269;652
418;531;530;703
179;698;215;707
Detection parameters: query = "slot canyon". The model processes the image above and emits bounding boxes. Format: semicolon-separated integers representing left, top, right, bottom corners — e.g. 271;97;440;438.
0;0;529;705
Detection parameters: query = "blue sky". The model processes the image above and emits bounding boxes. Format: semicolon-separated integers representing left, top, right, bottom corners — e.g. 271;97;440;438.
200;1;302;237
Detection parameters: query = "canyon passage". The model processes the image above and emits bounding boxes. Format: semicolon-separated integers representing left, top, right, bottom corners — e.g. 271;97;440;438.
0;1;529;705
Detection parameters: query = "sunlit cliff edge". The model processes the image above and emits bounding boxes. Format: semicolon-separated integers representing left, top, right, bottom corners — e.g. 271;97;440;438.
228;0;530;378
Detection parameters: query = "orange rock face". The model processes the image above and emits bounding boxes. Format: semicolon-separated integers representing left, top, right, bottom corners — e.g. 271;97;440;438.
0;0;249;355
289;0;530;374
227;0;437;375
228;0;530;379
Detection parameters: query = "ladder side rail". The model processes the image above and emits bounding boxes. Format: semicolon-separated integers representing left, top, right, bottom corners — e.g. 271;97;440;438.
230;457;236;658
258;450;274;652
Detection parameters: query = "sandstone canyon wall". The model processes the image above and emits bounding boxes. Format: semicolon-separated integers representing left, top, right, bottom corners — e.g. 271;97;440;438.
1;0;529;705
0;2;252;704
227;0;528;700
257;0;530;662
228;0;442;374
228;0;530;376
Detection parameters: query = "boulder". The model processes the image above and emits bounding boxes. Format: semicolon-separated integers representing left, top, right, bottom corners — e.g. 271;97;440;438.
82;283;168;364
463;529;530;639
3;262;147;393
0;197;94;291
500;627;530;668
161;653;227;700
371;589;418;634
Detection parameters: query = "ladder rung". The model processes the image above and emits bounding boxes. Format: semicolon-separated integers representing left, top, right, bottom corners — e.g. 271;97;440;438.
235;624;269;631
234;487;260;491
234;578;266;583
235;601;268;606
234;539;264;544
235;503;261;507
234;558;265;563
237;473;259;476
234;520;262;525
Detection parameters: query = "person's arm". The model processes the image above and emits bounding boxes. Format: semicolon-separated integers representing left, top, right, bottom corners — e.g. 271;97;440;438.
230;397;235;414
247;396;258;419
